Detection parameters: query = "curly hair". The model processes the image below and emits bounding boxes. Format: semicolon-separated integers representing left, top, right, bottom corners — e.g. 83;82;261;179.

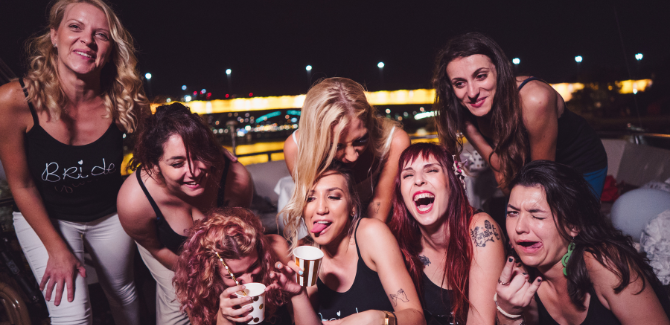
388;143;476;324
23;0;148;133
433;32;528;190
280;77;395;245
173;208;289;325
128;102;223;176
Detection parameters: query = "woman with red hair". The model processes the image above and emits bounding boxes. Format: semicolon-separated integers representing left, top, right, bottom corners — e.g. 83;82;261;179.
389;143;505;324
173;207;317;325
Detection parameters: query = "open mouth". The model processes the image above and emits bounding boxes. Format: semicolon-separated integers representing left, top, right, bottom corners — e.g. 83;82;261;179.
310;220;332;237
516;241;542;252
413;192;435;214
74;50;94;59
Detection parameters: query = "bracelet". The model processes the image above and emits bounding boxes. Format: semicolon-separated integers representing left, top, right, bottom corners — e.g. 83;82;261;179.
391;311;397;325
383;311;396;325
494;293;522;319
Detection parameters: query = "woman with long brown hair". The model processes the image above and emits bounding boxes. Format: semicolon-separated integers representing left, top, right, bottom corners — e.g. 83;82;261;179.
0;0;146;323
433;32;607;197
389;143;505;324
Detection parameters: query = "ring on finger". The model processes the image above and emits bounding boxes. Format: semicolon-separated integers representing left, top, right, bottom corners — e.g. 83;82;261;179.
498;278;510;285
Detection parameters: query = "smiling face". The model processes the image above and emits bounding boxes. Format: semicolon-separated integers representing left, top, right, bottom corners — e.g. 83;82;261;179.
446;54;498;117
333;118;370;165
506;185;578;271
400;154;451;228
156;134;211;197
50;2;112;78
218;249;262;287
303;173;354;246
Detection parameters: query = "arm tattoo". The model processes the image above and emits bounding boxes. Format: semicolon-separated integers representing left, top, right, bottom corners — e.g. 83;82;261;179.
389;288;409;307
470;220;501;247
419;255;431;267
375;202;381;214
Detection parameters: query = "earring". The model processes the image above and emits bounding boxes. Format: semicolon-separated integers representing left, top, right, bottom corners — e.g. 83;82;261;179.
561;237;576;277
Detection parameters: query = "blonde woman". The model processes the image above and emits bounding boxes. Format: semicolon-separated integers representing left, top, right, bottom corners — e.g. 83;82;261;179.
0;0;147;324
283;77;410;224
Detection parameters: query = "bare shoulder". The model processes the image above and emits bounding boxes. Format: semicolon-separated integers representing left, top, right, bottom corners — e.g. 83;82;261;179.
117;170;155;224
283;130;298;154
390;127;410;149
583;251;625;287
469;212;503;248
356;218;396;249
518;80;558;117
267;234;291;256
226;159;253;208
0;80;31;120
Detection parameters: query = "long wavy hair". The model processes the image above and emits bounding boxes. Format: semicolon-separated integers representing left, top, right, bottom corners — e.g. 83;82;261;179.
281;77;395;245
22;0;148;133
128;103;223;177
284;162;362;251
173;208;288;325
510;160;660;309
433;32;528;190
388;143;475;324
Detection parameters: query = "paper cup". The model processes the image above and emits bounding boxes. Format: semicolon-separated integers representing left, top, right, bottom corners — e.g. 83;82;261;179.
293;246;324;287
234;283;266;324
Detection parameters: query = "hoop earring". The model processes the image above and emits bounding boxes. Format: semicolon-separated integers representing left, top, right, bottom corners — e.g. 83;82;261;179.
561;237;576;277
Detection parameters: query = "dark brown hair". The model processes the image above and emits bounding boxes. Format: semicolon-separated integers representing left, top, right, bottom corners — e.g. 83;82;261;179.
433;32;528;190
129;103;223;175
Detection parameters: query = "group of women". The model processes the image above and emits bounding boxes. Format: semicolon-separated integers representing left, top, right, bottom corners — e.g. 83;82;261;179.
0;0;668;325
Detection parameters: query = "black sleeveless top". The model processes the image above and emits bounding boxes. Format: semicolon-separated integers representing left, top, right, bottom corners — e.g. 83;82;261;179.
422;273;455;325
535;287;621;325
14;79;123;222
136;159;230;254
316;219;395;321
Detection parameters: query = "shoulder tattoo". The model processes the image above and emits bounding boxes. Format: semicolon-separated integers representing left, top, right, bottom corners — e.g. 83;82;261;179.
470;220;501;247
419;255;431;267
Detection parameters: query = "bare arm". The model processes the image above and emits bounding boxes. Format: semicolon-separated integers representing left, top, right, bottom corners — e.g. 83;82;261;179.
116;172;179;270
0;81;86;306
586;253;670;325
463;121;506;192
518;82;558;162
283;131;299;178
367;129;410;223
352;218;426;325
224;159;254;208
467;213;506;325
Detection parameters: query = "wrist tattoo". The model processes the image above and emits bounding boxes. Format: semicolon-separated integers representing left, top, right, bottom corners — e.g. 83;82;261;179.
470;220;501;247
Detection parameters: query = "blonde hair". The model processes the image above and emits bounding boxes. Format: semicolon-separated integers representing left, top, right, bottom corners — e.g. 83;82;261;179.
280;77;396;246
23;0;148;133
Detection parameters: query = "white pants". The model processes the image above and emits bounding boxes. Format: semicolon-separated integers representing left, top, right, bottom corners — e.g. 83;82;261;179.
136;243;190;325
13;212;140;325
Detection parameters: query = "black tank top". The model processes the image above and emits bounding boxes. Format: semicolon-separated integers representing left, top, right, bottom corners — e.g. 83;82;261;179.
422;272;454;325
316;219;395;321
518;77;607;174
14;79;123;222
136;159;230;254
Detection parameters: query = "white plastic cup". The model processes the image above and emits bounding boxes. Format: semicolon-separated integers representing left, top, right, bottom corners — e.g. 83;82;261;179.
234;283;266;324
293;246;324;287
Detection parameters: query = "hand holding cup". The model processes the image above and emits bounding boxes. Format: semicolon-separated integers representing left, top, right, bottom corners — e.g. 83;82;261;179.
495;256;542;317
219;285;255;324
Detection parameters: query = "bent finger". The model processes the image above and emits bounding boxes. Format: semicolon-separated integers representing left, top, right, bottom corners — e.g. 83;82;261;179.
521;277;543;304
498;256;516;286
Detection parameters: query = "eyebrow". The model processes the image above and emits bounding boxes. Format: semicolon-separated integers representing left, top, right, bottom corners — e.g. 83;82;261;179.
507;204;519;210
327;187;344;192
403;162;441;171
166;156;185;161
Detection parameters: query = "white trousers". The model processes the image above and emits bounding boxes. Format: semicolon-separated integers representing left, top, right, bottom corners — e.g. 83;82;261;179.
13;212;140;325
136;243;190;325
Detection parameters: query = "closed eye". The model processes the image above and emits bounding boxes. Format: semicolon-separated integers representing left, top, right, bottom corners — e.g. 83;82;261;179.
402;172;413;179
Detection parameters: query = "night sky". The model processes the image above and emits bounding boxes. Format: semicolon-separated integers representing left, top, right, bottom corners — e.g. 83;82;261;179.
2;0;669;99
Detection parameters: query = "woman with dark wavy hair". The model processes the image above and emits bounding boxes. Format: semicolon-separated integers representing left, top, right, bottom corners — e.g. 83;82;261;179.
495;160;670;325
117;103;253;324
0;0;146;323
389;143;505;325
433;32;607;196
174;207;310;325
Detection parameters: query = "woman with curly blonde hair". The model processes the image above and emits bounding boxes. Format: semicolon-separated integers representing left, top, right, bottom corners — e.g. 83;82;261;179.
282;77;410;233
0;0;147;324
174;208;318;325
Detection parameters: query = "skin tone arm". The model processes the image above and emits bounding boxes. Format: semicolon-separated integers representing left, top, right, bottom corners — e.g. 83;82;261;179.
585;253;670;325
0;81;86;306
116;171;179;270
466;213;506;325
367;129;410;222
283;131;299;177
223;159;254;208
327;218;425;325
464;81;559;192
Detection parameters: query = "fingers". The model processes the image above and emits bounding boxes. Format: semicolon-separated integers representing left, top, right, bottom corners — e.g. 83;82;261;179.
66;274;75;302
39;273;50;293
78;265;87;278
276;261;302;276
498;256;516;286
53;278;65;306
222;284;246;298
521;277;543;304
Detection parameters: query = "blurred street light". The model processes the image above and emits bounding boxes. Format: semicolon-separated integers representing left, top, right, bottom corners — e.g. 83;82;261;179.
305;65;312;71
512;58;520;65
145;72;152;80
181;85;187;91
635;53;643;61
226;69;232;94
185;95;192;102
226;69;232;75
575;56;583;63
306;65;312;90
378;62;384;90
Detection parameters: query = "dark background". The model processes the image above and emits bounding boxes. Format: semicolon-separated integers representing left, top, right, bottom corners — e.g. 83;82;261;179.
2;0;669;99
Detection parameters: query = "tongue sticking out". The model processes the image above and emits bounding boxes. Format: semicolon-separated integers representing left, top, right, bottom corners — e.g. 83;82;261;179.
311;223;329;234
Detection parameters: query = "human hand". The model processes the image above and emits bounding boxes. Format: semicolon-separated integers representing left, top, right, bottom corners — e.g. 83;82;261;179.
218;285;254;324
41;248;86;306
267;261;303;296
495;256;541;317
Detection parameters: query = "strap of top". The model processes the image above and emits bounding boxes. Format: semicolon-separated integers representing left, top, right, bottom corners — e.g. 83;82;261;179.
17;79;39;126
383;126;396;155
518;77;543;91
353;218;364;259
136;169;165;221
292;130;298;145
216;155;231;207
